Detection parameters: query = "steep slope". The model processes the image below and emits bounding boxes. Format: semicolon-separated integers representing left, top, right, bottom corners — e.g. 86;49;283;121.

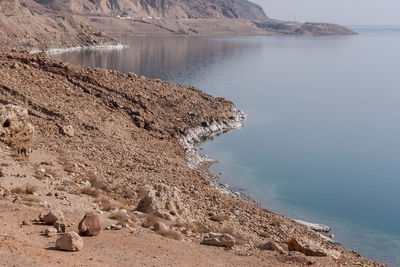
25;0;268;20
0;0;117;51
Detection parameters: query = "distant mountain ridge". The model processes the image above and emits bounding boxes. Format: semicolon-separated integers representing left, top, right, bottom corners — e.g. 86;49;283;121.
26;0;268;20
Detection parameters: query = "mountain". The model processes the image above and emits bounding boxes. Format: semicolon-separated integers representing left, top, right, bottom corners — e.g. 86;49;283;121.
25;0;268;20
0;0;117;51
23;0;355;37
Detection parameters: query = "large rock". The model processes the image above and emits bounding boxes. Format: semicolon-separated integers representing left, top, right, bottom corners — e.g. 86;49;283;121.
40;209;64;225
287;238;327;257
55;231;83;252
78;211;102;236
136;184;185;219
0;104;34;155
201;232;235;248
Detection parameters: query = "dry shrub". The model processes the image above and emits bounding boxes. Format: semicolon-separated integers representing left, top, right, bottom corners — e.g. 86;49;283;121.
81;186;100;197
97;197;112;211
269;219;282;227
210;214;230;223
190;221;211;234
157;229;182;241
25;184;38;195
54;147;66;154
23;195;38;202
109;210;130;222
109;210;135;227
33;173;45;180
1;163;9;166
122;188;135;199
89;178;110;192
259;232;271;238
173;220;210;234
63;165;74;173
222;228;247;246
10;186;26;195
44;168;58;179
10;184;37;195
143;214;167;228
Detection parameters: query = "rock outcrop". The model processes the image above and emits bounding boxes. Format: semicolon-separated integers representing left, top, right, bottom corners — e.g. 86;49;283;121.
55;231;84;251
287;238;327;257
78;211;102;236
0;104;34;155
201;233;235;248
136;184;186;220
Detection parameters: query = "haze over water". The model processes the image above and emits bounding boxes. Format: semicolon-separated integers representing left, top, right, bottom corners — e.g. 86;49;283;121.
53;28;400;266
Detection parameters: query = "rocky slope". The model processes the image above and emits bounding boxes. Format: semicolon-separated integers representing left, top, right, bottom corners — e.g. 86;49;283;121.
0;0;117;51
23;0;268;20
0;51;383;266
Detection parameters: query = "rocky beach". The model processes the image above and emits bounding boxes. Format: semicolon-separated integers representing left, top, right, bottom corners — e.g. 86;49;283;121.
0;50;384;266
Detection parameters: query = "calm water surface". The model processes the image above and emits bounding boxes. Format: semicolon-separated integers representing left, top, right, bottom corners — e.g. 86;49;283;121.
53;28;400;266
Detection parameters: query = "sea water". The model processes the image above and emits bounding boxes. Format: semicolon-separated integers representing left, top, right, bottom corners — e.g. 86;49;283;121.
53;28;400;265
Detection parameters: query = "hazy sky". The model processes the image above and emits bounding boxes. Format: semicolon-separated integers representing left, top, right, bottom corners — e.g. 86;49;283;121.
252;0;400;26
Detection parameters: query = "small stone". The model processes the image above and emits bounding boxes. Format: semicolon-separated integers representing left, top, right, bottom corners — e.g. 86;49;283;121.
45;227;58;237
153;222;168;232
106;224;122;230
53;221;66;233
22;220;30;226
61;125;75;137
46;192;52;196
55;231;83;251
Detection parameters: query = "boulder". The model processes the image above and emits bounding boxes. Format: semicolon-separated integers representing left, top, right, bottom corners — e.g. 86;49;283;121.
153;222;169;232
39;209;64;225
201;232;235;248
136;184;185;219
53;221;66;233
78;211;101;236
287;238;327;257
259;240;285;254
55;231;83;252
0;104;34;155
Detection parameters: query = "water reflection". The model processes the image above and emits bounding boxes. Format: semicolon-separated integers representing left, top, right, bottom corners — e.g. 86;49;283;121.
54;36;261;82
